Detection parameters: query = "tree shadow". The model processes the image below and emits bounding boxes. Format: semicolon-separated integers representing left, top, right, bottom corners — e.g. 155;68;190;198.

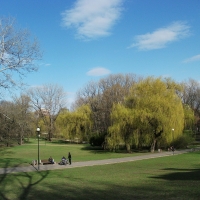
0;167;200;199
0;159;49;200
81;145;112;154
150;167;200;181
15;171;49;200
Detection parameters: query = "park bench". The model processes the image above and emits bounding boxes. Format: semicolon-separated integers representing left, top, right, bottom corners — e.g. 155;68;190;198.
31;159;56;166
41;159;56;165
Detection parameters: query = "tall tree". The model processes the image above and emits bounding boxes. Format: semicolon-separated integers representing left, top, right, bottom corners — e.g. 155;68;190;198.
0;17;41;95
107;103;136;152
27;84;67;140
0;101;16;146
74;74;140;136
108;77;185;152
56;104;92;142
180;79;200;132
0;96;35;145
12;94;34;144
127;77;184;152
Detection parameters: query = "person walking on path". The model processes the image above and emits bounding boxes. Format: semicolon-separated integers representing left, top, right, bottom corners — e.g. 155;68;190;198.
171;146;175;155
68;152;72;165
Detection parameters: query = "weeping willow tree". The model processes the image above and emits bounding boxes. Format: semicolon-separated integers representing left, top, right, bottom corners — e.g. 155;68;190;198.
55;109;70;138
183;104;195;130
106;104;137;152
127;77;184;152
108;77;185;152
56;104;92;142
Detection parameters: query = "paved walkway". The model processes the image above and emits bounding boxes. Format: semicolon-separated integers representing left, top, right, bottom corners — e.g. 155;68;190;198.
0;149;191;175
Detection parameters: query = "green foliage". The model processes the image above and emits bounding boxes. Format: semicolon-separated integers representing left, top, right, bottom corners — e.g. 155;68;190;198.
55;109;70;138
108;77;185;152
106;103;137;152
173;131;195;149
56;104;92;141
183;104;195;130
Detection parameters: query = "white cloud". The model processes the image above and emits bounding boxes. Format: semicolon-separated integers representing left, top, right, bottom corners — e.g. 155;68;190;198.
183;54;200;63
129;21;190;51
87;67;111;76
39;63;51;67
61;0;123;40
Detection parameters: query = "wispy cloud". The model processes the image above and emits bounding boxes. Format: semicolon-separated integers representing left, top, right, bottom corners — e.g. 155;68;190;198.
183;54;200;63
87;67;111;76
61;0;123;40
129;21;190;51
39;63;51;67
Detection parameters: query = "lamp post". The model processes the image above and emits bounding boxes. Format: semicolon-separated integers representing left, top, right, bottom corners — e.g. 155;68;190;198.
172;128;175;155
36;127;40;170
172;128;174;142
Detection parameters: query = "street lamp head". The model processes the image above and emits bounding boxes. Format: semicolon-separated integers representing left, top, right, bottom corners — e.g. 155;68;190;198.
172;128;174;131
36;127;40;132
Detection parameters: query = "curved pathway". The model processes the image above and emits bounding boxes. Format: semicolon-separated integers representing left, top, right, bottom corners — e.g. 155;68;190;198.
0;149;191;175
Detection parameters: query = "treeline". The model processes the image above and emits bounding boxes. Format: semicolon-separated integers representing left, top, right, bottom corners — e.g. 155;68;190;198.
0;74;199;152
69;74;196;152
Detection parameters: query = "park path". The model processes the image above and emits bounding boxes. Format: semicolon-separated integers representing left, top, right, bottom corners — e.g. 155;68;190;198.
0;149;191;175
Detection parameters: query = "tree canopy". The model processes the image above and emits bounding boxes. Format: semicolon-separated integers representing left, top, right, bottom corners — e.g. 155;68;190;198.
107;77;185;152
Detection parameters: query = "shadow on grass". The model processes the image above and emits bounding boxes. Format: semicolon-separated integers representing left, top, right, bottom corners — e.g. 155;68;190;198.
0;158;31;168
80;145;112;154
1;171;200;200
151;167;200;181
0;159;49;200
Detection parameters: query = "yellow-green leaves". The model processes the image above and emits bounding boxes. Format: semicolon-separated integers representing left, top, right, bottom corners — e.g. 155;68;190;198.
108;77;185;152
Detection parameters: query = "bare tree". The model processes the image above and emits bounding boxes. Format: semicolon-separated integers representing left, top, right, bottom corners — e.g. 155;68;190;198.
0;95;35;146
27;84;67;140
181;79;200;132
74;73;141;136
0;17;42;94
0;100;15;146
12;94;34;144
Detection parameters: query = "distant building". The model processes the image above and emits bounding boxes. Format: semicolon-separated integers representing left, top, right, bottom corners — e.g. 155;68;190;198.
35;108;50;117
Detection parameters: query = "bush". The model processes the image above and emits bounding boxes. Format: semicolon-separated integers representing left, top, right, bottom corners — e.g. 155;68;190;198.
89;135;105;146
173;132;195;149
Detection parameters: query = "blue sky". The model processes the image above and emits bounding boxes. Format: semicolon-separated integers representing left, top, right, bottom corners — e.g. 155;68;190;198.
1;0;200;107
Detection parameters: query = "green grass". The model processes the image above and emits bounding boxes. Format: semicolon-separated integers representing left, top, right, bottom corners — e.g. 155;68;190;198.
0;151;200;199
0;138;150;168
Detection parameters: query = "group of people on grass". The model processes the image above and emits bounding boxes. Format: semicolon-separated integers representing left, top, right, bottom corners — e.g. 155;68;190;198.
48;152;72;165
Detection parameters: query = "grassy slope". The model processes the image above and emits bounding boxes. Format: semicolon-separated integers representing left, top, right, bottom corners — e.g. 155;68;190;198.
0;148;200;199
0;139;150;168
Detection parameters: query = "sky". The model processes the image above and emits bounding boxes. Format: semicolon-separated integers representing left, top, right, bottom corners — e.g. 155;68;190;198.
1;0;200;108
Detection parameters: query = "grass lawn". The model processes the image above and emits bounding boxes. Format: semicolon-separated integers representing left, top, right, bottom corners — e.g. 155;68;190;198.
0;151;200;199
0;138;150;168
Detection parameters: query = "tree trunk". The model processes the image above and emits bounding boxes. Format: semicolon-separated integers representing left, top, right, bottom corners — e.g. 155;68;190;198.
20;135;23;145
126;143;131;153
151;139;156;152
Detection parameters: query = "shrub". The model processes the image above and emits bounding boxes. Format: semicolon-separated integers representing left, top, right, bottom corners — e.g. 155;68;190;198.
89;135;105;146
173;132;194;149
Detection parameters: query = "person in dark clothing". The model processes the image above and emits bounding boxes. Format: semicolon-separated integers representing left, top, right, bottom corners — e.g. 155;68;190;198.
68;152;72;165
48;156;54;164
171;146;175;155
